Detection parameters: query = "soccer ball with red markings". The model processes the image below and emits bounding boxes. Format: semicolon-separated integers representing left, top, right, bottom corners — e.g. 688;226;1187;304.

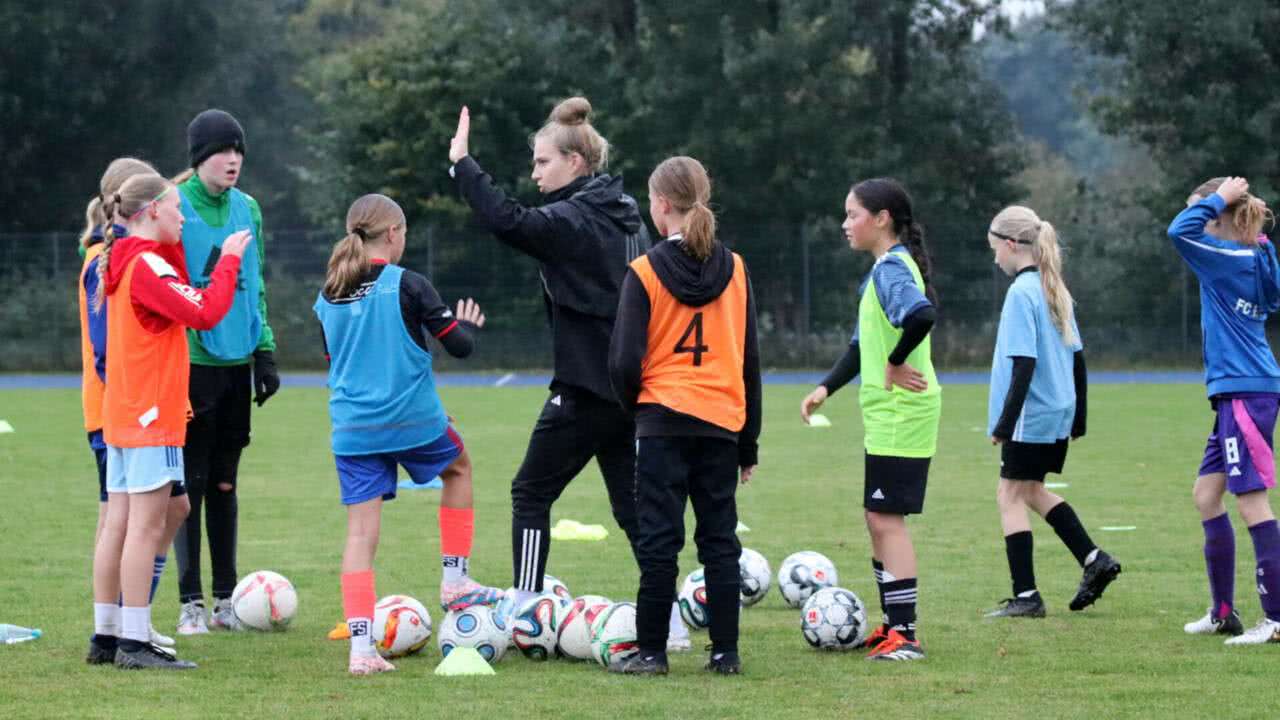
230;570;297;631
590;602;639;668
510;593;566;661
542;574;573;603
738;548;772;607
777;552;838;608
678;568;710;629
801;587;867;650
556;594;612;660
372;595;433;658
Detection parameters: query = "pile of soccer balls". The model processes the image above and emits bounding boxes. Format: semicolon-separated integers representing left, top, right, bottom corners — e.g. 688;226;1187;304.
237;547;872;667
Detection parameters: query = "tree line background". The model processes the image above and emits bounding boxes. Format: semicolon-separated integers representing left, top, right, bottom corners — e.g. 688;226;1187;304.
3;0;1278;371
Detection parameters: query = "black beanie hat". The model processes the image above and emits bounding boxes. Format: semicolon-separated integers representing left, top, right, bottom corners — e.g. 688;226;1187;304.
188;109;246;168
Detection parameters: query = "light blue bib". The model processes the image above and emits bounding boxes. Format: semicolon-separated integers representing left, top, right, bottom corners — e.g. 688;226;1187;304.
314;265;448;455
179;188;261;360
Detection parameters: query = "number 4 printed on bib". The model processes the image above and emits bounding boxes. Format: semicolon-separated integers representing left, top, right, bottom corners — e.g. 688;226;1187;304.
674;312;710;366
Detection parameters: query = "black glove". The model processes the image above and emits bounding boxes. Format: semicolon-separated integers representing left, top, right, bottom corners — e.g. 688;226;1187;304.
252;350;280;407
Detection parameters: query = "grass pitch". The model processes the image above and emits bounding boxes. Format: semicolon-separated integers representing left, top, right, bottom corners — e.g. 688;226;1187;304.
0;383;1273;719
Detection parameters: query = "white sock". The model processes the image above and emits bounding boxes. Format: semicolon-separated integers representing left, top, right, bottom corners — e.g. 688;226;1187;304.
513;589;537;607
348;617;375;657
121;606;150;643
442;555;467;584
669;602;688;637
1084;548;1100;565
1016;589;1038;599
94;602;121;637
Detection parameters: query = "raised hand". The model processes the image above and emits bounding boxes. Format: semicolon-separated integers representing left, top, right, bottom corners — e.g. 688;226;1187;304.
455;297;485;328
1216;177;1249;206
448;106;470;164
221;230;253;259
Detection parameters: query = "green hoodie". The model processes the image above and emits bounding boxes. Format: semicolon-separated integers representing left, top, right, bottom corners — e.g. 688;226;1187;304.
179;174;276;365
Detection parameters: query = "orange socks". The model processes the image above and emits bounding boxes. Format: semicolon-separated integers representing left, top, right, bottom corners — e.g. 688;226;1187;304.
341;570;376;655
439;506;474;558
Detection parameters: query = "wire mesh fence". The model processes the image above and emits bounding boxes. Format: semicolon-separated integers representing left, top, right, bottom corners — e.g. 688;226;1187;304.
0;226;1210;374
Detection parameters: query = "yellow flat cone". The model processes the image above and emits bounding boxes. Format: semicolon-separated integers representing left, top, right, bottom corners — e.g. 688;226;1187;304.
327;621;350;640
806;414;831;427
434;647;496;676
550;518;609;541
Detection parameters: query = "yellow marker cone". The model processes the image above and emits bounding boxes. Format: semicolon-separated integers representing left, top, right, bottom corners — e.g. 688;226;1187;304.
435;646;496;676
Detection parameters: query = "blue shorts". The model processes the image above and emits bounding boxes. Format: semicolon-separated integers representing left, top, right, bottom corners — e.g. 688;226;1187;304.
106;445;186;495
1199;396;1278;495
335;427;464;506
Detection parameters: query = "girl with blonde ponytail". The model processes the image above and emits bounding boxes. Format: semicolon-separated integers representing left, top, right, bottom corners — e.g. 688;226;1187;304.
1168;177;1280;644
983;205;1119;620
313;194;501;675
607;156;761;674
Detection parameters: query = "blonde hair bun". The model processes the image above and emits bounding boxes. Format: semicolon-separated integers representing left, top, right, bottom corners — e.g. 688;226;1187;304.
549;97;592;126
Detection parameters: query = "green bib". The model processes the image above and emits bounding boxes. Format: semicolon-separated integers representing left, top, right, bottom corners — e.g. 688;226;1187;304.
857;251;942;458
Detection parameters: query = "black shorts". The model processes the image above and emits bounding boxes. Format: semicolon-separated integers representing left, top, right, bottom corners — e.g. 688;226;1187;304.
864;454;930;515
1000;439;1069;482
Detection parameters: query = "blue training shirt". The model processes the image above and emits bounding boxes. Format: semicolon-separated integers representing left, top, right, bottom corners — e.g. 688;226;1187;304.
1168;193;1280;397
313;264;449;455
987;269;1081;442
849;245;931;345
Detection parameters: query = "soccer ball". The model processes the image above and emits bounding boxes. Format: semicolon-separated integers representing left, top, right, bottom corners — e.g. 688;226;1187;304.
438;606;509;664
556;594;612;661
372;595;432;658
230;570;297;631
678;568;710;629
510;593;565;661
738;548;771;607
590;602;639;668
801;587;867;651
777;551;838;608
542;574;573;603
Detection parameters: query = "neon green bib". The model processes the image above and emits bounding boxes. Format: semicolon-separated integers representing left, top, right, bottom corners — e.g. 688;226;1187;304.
857;251;942;458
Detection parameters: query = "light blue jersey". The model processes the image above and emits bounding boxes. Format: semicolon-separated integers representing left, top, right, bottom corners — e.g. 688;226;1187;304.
1168;193;1280;397
987;269;1081;442
314;265;449;455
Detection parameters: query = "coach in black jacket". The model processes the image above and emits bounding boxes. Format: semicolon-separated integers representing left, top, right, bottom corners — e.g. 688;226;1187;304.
448;100;651;606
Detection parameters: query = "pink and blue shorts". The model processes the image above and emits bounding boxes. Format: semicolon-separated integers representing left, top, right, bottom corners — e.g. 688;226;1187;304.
1199;395;1279;495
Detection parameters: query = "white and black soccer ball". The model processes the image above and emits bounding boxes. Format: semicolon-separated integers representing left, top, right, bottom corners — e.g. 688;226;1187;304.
438;606;509;664
510;593;564;661
738;548;771;607
678;568;711;629
590;602;639;668
556;594;611;661
372;594;432;658
230;570;297;631
777;551;838;608
542;574;573;603
800;587;867;651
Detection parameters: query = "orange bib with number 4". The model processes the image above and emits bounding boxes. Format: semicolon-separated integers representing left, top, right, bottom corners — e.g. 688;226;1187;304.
632;252;749;432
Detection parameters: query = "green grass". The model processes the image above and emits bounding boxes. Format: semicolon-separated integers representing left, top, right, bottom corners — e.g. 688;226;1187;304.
0;383;1273;719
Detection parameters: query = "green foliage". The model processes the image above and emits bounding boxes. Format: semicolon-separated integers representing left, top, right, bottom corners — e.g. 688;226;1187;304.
1052;0;1280;205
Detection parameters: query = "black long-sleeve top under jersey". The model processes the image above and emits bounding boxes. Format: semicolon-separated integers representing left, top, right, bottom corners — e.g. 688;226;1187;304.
452;155;649;402
818;306;938;395
608;237;762;467
989;352;1088;441
319;259;477;360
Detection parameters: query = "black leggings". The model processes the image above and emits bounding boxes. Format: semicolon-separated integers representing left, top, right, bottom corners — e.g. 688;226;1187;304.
175;364;250;603
510;385;639;591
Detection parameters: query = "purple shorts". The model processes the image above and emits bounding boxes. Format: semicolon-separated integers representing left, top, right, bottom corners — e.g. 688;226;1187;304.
1199;396;1279;495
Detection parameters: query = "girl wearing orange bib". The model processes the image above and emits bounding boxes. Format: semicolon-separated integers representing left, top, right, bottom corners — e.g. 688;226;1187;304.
609;156;761;675
94;173;249;670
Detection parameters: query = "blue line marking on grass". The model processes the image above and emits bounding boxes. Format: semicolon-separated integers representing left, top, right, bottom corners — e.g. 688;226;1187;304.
0;370;1204;390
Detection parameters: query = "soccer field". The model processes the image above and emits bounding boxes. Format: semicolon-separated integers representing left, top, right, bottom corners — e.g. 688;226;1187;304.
0;383;1271;719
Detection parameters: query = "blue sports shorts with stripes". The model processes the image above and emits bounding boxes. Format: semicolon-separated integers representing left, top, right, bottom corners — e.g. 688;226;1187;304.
105;445;186;495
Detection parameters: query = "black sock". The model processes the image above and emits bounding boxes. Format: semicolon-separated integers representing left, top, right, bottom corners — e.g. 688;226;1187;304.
1004;531;1036;596
872;558;887;627
882;578;917;641
91;633;118;647
1045;502;1097;567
